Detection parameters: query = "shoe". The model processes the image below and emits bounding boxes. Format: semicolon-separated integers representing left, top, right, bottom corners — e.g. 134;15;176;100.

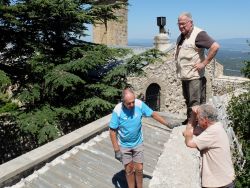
182;119;188;125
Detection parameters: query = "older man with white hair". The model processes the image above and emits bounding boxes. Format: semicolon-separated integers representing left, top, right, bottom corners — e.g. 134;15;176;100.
183;104;235;188
175;12;220;125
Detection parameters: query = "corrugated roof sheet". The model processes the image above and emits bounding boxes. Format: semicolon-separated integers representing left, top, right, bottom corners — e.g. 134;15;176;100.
8;117;175;188
0;113;185;188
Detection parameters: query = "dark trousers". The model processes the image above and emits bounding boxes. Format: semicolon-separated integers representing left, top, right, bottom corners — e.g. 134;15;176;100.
219;181;235;188
182;77;207;118
203;181;235;188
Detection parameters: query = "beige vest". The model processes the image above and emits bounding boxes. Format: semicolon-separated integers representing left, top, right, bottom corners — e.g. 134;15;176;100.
175;26;205;80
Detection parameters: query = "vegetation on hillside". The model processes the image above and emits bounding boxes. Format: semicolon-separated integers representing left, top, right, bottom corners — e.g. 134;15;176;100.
227;41;250;187
0;0;163;163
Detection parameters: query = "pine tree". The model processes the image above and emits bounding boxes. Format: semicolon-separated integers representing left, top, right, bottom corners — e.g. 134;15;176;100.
0;0;163;150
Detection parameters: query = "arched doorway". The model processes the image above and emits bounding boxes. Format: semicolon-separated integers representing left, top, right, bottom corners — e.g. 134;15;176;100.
145;83;161;111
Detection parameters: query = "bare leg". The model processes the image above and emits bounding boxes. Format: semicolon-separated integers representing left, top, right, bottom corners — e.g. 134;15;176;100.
134;163;143;188
125;162;135;188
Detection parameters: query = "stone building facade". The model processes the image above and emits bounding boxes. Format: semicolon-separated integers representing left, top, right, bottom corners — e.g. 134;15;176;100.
128;53;185;114
128;49;249;115
93;0;128;46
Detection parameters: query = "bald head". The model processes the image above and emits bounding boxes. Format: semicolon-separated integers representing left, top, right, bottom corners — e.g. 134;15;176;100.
122;88;135;109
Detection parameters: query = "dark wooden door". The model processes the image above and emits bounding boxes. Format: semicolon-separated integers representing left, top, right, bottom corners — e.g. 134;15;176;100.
145;83;161;111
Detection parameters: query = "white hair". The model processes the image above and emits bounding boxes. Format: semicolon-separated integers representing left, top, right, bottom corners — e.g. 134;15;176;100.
179;12;193;21
199;104;218;121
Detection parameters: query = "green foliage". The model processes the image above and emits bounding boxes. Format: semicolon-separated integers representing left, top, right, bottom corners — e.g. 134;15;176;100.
227;93;250;140
227;92;250;187
226;40;250;187
0;70;11;91
0;0;163;149
72;97;114;122
241;60;250;78
18;84;41;105
103;48;164;88
17;105;61;144
87;83;121;100
227;54;250;187
0;102;18;113
0;70;17;113
89;1;128;28
241;40;250;78
45;69;85;94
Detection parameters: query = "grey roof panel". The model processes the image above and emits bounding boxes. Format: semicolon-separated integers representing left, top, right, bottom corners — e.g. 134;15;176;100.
9;117;177;188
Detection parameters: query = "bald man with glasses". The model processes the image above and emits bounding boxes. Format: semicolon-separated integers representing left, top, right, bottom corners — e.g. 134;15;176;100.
175;12;220;125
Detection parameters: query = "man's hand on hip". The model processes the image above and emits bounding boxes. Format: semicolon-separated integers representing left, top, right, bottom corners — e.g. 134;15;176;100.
194;62;206;71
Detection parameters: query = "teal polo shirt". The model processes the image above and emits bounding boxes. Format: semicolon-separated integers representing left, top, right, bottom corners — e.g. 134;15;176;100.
109;99;153;148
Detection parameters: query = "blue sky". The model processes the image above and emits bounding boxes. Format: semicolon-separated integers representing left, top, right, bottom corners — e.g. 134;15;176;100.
86;0;250;41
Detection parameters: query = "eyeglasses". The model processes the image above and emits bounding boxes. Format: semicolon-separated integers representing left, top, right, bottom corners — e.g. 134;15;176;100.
177;20;191;27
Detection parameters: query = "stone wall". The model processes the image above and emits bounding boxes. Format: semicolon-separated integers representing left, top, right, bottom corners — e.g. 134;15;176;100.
128;50;233;116
149;126;201;188
212;76;250;96
128;55;186;114
93;0;128;46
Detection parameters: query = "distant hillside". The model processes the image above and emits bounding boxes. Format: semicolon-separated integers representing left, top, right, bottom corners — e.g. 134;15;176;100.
128;38;250;77
216;50;249;76
216;38;249;76
128;38;154;47
128;38;250;50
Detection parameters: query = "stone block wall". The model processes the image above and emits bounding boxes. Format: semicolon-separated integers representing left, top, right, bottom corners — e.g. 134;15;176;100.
212;76;250;96
149;126;201;188
128;56;186;115
93;0;128;46
128;49;249;115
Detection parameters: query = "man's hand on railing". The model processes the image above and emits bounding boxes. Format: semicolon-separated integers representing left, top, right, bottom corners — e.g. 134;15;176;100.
166;119;182;129
115;150;123;162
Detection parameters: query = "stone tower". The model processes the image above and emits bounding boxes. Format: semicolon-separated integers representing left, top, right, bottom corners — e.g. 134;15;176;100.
93;0;128;46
